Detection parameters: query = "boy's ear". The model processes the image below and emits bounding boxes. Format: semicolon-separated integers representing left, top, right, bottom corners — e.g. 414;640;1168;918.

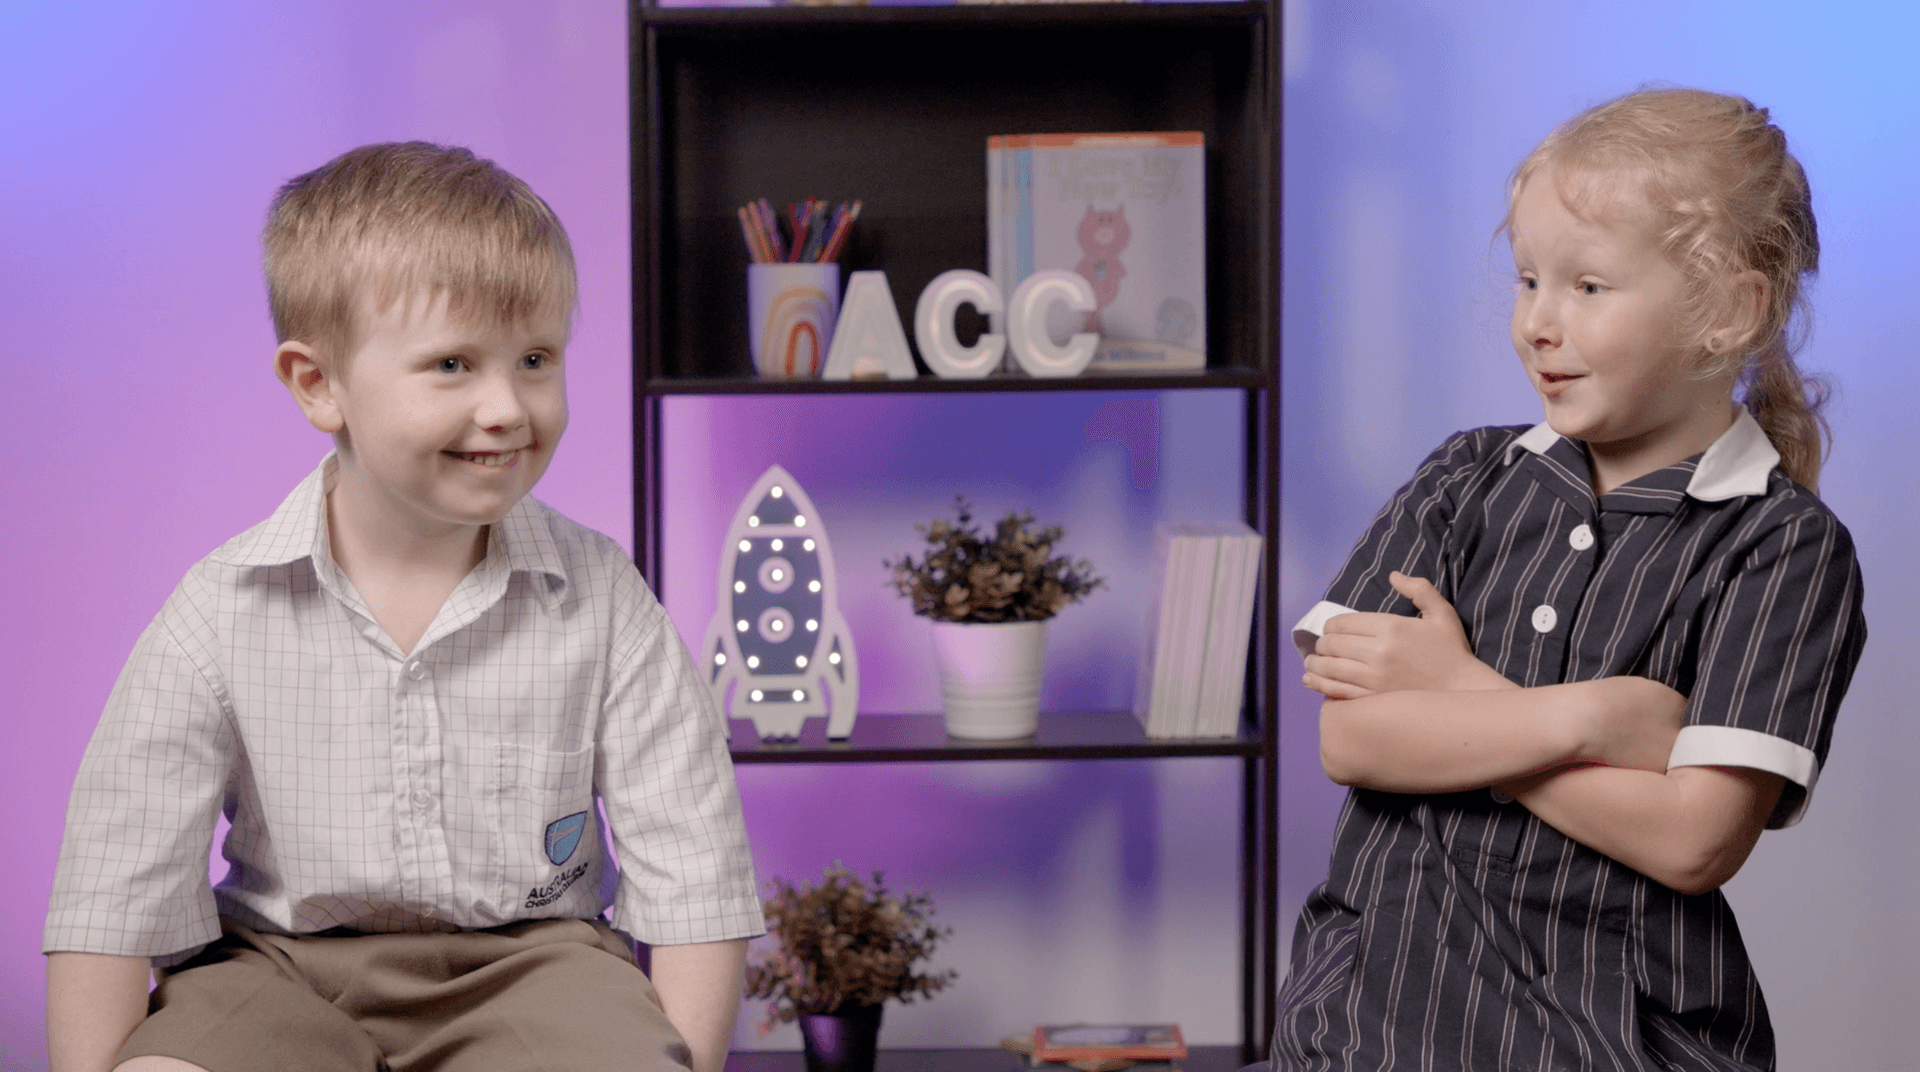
274;341;344;434
1709;270;1771;356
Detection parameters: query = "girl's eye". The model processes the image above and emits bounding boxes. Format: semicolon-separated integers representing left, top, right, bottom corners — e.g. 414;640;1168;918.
1518;276;1538;291
1581;282;1603;296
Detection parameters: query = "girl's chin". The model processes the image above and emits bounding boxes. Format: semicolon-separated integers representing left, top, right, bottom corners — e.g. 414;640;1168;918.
1541;410;1589;440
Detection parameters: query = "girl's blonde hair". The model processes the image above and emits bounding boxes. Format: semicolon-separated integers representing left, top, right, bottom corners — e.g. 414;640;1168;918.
1505;88;1828;489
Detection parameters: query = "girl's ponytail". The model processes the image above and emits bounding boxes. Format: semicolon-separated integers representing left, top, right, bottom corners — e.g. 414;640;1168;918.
1743;340;1829;491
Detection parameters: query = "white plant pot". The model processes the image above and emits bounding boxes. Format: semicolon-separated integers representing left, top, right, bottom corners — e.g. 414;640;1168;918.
929;619;1048;740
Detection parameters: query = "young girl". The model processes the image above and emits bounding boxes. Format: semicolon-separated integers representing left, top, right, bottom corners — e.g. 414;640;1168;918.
1274;89;1866;1070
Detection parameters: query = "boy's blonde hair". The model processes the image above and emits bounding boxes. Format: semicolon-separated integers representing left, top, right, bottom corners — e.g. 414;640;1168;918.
1504;88;1828;490
263;142;577;368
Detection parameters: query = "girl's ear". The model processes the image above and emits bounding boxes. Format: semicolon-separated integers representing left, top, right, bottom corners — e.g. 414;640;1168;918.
275;341;345;434
1709;270;1771;356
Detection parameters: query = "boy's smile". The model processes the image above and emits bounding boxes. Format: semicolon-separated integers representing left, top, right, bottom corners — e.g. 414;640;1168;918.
1508;170;1736;492
322;291;569;544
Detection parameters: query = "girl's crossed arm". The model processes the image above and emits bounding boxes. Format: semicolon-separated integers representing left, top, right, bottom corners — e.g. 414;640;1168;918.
1306;571;1781;894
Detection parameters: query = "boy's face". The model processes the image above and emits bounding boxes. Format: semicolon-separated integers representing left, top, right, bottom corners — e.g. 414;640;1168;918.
326;291;569;535
1508;171;1727;457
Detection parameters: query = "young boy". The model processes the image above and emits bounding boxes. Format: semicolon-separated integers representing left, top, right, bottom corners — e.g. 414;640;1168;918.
44;143;763;1072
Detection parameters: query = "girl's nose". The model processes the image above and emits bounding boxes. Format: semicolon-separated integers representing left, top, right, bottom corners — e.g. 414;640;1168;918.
1519;297;1561;349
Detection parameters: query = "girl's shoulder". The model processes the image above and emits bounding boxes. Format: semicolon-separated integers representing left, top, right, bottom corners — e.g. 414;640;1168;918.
1745;469;1862;561
1407;424;1540;480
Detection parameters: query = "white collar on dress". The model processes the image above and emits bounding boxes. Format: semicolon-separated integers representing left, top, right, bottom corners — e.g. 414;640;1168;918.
1504;409;1779;501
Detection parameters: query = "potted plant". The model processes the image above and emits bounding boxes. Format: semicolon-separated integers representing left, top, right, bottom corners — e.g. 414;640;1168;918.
744;864;958;1072
884;498;1103;739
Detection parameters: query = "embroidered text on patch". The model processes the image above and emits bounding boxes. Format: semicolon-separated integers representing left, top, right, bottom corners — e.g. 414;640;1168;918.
525;858;592;908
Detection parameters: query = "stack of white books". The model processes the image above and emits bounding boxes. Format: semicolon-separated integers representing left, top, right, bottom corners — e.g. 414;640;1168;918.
1134;522;1263;739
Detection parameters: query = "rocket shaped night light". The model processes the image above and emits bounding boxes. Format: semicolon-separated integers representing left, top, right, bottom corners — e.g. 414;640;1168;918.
702;465;859;741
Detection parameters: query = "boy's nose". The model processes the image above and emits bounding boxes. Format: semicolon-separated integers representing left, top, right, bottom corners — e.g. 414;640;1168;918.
474;375;529;433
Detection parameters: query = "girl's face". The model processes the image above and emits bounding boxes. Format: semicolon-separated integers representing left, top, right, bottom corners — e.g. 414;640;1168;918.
1509;169;1736;490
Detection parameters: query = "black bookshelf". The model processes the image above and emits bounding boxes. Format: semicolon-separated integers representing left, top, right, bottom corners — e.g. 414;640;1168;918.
729;712;1260;764
725;1044;1249;1072
629;1;1281;1058
643;369;1268;396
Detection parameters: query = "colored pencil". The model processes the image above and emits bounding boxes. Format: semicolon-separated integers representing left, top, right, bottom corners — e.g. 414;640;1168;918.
818;199;862;264
737;197;861;264
737;206;769;263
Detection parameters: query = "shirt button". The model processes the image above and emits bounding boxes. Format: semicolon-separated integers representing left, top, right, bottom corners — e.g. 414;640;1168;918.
1531;605;1557;633
1569;523;1594;551
406;660;427;681
412;788;432;807
1490;787;1514;804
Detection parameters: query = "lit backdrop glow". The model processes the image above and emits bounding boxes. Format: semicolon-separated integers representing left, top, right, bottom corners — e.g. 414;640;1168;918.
2;2;1913;1068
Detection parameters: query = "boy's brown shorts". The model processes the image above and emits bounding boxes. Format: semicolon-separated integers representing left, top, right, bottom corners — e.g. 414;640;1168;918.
114;917;692;1072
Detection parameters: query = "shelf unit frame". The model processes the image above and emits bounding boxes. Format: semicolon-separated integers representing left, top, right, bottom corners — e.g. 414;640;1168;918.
627;1;1279;1057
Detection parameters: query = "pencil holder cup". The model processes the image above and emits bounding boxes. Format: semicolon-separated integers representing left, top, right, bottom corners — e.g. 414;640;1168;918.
748;263;840;379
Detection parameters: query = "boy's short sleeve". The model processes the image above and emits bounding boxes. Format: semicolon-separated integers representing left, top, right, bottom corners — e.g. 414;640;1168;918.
1292;429;1505;657
594;562;765;947
1668;505;1867;828
44;597;234;960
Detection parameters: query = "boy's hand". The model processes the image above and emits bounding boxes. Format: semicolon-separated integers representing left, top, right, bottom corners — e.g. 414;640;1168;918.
1304;572;1509;698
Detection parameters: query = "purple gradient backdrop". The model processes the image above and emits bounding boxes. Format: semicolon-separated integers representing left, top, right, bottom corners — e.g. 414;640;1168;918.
7;1;1919;1068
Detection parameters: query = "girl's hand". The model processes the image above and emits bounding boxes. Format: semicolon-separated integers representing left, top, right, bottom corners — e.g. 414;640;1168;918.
1303;572;1511;698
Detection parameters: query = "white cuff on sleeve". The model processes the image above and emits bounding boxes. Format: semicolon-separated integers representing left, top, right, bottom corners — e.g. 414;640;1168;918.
1667;724;1821;827
1292;600;1360;660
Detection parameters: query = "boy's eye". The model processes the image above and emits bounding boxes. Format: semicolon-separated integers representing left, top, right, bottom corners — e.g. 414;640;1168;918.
1581;282;1603;296
435;357;465;373
520;352;546;370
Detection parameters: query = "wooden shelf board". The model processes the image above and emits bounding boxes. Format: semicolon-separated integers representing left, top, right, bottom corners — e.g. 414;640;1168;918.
645;369;1265;396
729;712;1260;764
725;1044;1250;1072
640;3;1269;34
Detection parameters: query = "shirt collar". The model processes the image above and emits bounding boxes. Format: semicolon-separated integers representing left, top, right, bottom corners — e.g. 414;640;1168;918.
212;454;572;605
1503;409;1778;503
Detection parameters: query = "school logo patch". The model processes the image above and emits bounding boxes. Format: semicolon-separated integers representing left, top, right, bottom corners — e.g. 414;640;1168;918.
544;811;588;866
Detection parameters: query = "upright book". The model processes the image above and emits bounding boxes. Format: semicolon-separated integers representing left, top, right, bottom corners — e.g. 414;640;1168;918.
1192;523;1262;738
988;132;1206;372
1134;525;1217;738
1136;522;1263;739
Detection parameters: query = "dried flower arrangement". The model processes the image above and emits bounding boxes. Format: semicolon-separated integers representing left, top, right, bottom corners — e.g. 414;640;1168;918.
884;498;1104;623
743;864;958;1030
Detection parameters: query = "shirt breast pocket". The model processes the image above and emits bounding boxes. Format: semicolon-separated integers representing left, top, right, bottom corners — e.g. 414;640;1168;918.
488;742;600;914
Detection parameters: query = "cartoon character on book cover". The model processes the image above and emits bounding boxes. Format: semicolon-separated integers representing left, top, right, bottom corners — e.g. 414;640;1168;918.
990;132;1206;372
1075;204;1130;335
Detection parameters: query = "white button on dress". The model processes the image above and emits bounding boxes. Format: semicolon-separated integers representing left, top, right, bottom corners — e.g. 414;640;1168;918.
1569;524;1594;551
1532;605;1557;633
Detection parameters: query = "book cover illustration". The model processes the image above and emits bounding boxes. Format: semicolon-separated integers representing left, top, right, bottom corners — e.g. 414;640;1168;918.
1032;1023;1188;1062
989;132;1205;372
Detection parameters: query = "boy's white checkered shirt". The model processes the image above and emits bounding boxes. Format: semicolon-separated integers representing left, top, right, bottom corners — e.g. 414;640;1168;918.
45;456;764;965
